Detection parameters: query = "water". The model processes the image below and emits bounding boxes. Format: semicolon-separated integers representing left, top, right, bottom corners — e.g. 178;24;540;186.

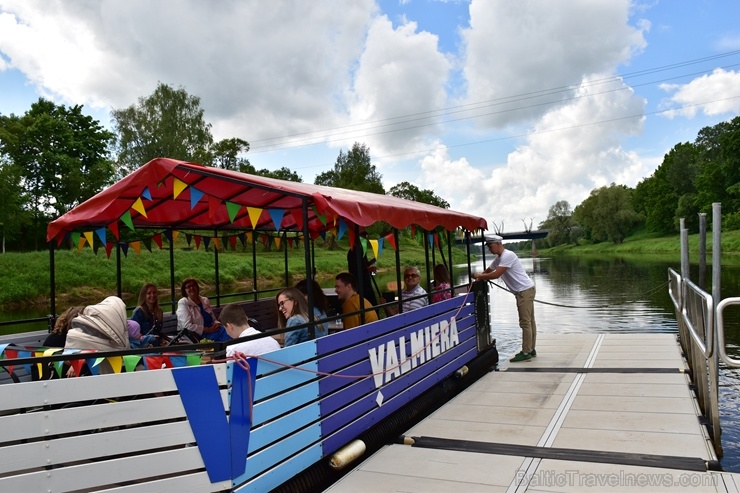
3;253;740;470
464;254;740;472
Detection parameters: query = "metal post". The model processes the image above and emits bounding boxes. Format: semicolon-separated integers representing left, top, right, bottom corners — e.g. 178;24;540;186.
169;229;176;314
699;213;707;288
393;229;402;314
214;231;220;307
710;203;723;455
251;231;258;301
49;241;56;330
301;199;315;339
116;242;122;299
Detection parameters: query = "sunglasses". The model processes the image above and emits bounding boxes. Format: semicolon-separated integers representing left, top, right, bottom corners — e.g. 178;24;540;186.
405;274;419;278
278;299;292;308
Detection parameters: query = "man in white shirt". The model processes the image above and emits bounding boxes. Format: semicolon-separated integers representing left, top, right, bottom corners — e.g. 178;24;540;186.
221;304;280;358
472;234;537;362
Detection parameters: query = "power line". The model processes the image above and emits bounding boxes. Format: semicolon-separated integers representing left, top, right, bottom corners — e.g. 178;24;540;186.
247;50;740;154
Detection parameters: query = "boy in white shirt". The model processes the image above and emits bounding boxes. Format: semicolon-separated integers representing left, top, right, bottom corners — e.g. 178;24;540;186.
221;304;280;358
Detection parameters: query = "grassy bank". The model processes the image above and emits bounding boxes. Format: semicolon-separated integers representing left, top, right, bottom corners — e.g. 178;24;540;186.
532;229;740;258
0;236;466;307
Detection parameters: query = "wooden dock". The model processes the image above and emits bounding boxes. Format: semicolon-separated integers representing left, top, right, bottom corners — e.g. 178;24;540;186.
327;333;740;492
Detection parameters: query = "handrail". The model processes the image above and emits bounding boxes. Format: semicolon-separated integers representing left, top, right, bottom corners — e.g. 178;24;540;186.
681;276;714;358
716;297;740;367
668;268;681;309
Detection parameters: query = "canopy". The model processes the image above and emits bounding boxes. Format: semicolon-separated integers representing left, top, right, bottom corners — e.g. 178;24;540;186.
47;158;487;243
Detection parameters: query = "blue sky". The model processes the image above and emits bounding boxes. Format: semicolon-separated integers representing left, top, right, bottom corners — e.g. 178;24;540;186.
1;0;739;232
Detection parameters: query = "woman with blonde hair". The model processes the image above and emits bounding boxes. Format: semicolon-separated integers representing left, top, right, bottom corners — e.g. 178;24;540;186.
131;283;163;335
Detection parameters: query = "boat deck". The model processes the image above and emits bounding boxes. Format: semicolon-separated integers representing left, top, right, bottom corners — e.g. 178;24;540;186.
327;333;740;492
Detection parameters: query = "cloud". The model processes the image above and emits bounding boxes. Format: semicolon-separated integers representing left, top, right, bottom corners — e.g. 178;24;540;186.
345;15;451;155
459;0;647;128
659;68;740;118
417;76;649;230
0;1;377;141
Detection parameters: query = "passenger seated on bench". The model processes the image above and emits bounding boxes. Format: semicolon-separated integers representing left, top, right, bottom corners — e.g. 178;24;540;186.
334;272;378;330
176;279;231;342
131;283;163;335
35;306;85;379
294;279;329;338
127;320;157;348
221;304;280;358
431;264;452;303
277;287;315;346
385;266;428;316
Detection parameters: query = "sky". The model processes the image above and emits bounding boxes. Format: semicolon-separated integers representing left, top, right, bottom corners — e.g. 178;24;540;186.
1;1;739;234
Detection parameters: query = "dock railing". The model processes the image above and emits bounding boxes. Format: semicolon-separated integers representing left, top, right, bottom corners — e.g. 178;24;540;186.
669;203;740;458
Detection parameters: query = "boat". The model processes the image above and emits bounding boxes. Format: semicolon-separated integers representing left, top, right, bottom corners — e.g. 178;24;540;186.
0;158;499;492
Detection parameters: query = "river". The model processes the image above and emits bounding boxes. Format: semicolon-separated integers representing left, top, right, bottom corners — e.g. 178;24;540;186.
2;253;740;471
467;254;740;473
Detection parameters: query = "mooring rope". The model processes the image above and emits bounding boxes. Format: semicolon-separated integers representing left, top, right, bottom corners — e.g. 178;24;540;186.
486;279;670;309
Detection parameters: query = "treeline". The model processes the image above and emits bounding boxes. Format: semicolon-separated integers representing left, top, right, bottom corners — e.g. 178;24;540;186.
0;83;447;252
539;116;740;246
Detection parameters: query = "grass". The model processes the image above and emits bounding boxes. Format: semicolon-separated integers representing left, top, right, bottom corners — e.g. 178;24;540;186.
0;235;467;307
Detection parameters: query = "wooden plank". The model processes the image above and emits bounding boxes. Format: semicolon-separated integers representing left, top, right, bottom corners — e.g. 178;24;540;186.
252;381;320;425
0;446;206;492
0;363;228;411
0;394;187;442
235;441;324;491
0;421;195;474
249;403;321;451
252;360;319;401
96;471;231;493
253;342;318;377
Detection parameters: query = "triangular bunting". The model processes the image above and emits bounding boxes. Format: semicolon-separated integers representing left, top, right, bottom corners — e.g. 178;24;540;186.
384;232;396;250
208;195;221;221
186;353;202;366
229;235;237;250
169;355;188;368
274;237;281;250
226;202;241;223
70;359;85;377
120;242;129;257
247;207;263;228
173;178;188;199
107;356;123;374
131;197;148;218
360;236;368;256
95;227;107;244
77;236;87;253
434;233;441;249
290;209;303;232
153;233;163;250
268;209;284;231
194;235;201;250
123;355;141;373
378;237;384;258
120;210;135;232
369;239;379;260
130;241;142;256
190;187;204;209
108;221;120;240
211;238;220;251
186;233;192;247
348;228;355;249
143;238;152;253
141;186;152;201
312;206;327;226
172;230;179;244
203;237;211;251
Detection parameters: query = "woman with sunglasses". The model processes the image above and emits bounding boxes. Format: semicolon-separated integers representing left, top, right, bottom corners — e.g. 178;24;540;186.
276;287;313;347
176;278;231;342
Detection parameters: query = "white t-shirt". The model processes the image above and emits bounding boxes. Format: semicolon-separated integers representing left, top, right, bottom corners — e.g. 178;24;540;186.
488;249;534;293
226;327;280;358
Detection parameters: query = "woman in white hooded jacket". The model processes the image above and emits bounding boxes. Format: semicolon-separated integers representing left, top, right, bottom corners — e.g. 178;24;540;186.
176;279;231;342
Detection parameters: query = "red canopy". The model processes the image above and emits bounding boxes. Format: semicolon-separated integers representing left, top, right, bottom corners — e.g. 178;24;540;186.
47;158;487;243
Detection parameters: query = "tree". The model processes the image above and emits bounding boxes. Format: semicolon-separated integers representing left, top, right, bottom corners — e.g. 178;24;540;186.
539;200;575;246
260;167;302;182
0;158;29;251
0;99;114;249
210;138;252;172
314;142;384;194
574;184;640;244
112;82;213;177
388;182;449;208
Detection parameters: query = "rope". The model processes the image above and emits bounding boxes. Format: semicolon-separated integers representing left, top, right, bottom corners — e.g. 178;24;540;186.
214;283;475;382
487;279;670;310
